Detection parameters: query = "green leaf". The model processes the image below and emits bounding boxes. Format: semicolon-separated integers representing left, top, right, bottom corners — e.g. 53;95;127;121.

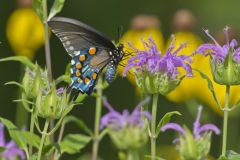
75;94;87;103
22;131;41;149
0;117;28;157
0;56;35;69
194;69;221;109
59;134;91;154
156;111;181;137
55;75;71;85
64;116;93;136
33;0;44;21
48;0;66;20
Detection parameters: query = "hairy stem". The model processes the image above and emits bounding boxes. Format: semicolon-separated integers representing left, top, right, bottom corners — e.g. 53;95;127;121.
150;94;159;160
92;76;103;160
221;85;230;156
127;149;139;160
37;119;50;160
53;122;66;160
29;111;35;157
42;0;52;81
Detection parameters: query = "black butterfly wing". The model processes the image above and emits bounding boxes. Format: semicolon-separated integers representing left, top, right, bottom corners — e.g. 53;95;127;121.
48;17;116;57
48;17;115;94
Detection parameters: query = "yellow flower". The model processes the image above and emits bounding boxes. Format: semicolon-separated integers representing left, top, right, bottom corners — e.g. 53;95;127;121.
6;8;45;59
166;32;240;114
166;32;202;102
119;28;165;85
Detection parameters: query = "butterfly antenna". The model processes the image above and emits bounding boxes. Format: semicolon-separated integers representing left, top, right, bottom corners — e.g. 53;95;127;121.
116;26;123;43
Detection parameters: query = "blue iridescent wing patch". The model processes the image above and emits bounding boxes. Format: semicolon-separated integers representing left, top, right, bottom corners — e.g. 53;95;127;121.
70;47;110;94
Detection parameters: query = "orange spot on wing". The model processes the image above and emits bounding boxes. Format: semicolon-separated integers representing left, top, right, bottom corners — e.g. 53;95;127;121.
76;70;81;77
76;63;82;69
79;55;86;61
88;47;97;55
84;77;90;84
92;73;98;80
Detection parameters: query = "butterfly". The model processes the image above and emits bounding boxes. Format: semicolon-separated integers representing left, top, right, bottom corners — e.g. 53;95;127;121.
48;17;124;95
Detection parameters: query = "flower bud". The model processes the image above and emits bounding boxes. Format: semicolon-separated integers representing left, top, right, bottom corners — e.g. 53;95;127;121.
22;66;49;99
109;125;148;150
178;127;211;160
136;72;182;95
36;86;68;119
211;50;240;85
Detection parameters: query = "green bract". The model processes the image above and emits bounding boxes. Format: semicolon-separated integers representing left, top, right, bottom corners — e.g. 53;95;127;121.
108;124;148;150
136;71;183;95
178;127;211;160
22;66;49;99
211;50;240;85
36;85;68;119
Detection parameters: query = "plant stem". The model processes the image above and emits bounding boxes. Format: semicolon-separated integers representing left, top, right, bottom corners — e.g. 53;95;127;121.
127;149;139;160
92;76;103;160
221;85;230;157
53;122;66;160
37;119;50;160
42;0;52;81
29;111;35;157
42;0;55;148
150;94;159;160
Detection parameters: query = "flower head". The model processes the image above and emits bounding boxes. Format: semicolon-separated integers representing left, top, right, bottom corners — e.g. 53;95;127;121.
100;97;151;130
0;123;25;160
161;106;220;138
197;27;240;63
123;36;193;94
100;97;151;150
161;106;220;160
196;27;240;85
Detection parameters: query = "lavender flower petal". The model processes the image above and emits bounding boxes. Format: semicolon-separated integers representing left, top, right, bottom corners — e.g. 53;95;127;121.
161;123;186;136
193;106;202;138
101;97;151;131
198;124;220;135
233;47;240;63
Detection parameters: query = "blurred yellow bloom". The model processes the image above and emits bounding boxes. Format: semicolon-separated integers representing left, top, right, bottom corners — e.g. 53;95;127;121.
6;8;45;59
166;32;240;114
166;32;202;102
119;28;164;85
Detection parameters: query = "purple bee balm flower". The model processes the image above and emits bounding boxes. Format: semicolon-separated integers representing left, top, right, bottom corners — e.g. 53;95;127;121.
161;106;220;141
196;27;240;63
0;123;25;160
123;36;193;79
100;97;152;130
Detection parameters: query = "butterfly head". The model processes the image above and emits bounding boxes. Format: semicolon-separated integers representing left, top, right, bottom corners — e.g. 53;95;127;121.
115;43;124;63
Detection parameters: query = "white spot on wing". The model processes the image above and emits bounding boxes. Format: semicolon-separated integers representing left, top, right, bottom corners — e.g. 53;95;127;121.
74;51;80;56
69;46;74;51
66;41;70;45
71;60;75;65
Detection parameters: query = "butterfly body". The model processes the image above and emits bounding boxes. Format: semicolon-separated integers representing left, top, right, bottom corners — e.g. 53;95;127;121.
48;17;124;95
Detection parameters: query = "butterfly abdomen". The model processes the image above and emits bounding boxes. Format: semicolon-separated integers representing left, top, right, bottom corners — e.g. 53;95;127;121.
106;64;116;84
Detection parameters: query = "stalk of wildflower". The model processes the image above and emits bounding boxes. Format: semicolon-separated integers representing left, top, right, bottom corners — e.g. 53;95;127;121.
0;123;25;160
36;86;71;160
161;106;220;160
100;97;151;160
92;76;103;160
196;27;240;156
123;36;193;160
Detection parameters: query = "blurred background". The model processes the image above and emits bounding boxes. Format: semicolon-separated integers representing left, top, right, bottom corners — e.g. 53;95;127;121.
1;0;240;159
